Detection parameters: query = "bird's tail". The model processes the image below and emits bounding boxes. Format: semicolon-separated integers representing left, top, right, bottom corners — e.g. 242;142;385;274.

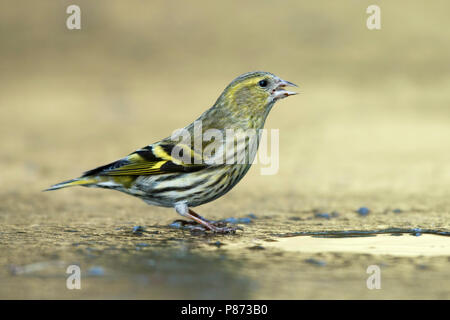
44;177;98;191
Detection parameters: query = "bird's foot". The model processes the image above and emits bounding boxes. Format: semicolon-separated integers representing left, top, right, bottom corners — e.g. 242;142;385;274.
207;220;243;234
170;219;241;234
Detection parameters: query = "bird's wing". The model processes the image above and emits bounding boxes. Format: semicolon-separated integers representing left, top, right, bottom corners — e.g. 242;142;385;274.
82;142;207;177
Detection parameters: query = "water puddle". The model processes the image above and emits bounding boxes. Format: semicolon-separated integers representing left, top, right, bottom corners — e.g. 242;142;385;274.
264;233;450;257
271;228;450;238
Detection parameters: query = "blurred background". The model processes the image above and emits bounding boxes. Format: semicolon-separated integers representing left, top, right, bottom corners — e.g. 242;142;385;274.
1;0;450;199
0;0;449;299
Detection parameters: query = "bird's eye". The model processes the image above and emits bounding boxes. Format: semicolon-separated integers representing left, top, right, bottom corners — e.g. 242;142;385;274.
258;79;268;88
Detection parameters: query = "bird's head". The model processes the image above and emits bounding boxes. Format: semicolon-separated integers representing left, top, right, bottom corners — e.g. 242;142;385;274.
225;71;297;104
211;71;298;128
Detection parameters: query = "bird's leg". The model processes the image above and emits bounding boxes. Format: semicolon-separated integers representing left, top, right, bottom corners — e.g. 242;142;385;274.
174;203;238;234
186;208;240;233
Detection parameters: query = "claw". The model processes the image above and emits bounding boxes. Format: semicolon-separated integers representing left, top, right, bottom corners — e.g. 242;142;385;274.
208;224;240;234
169;219;242;234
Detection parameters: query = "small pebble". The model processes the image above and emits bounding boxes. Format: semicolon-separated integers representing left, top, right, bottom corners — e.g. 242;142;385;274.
356;207;370;216
393;209;403;213
136;243;149;247
223;217;252;224
169;221;183;229
209;241;225;248
305;258;326;266
132;226;145;234
224;217;238;224
248;245;265;250
87;266;105;276
314;213;331;219
238;217;252;224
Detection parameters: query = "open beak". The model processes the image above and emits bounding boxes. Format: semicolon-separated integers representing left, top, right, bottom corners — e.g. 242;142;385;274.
272;79;298;100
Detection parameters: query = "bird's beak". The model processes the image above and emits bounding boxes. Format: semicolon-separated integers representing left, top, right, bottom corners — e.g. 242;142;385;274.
272;79;298;100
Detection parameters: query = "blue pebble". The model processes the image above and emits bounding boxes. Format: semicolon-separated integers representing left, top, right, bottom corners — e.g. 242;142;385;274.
88;266;105;276
238;217;252;224
224;217;252;224
169;221;184;229
315;213;331;219
305;258;326;266
132;226;145;233
224;217;239;224
356;207;370;216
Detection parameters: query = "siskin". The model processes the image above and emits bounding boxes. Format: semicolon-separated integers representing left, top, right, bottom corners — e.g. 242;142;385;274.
46;71;297;233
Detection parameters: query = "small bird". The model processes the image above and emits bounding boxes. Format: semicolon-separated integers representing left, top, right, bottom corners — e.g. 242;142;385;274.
46;71;297;233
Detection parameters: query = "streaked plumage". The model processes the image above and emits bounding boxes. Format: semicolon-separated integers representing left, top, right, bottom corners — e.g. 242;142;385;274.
46;71;297;233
